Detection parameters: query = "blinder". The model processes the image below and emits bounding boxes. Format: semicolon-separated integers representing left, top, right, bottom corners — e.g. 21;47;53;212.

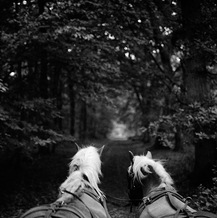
127;165;143;206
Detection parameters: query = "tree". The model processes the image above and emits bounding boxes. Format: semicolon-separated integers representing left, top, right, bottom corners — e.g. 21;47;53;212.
1;0;217;186
171;0;217;185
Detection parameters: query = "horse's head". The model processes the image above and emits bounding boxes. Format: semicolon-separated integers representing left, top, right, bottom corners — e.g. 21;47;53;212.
58;144;105;203
69;145;105;184
127;150;174;205
127;152;143;205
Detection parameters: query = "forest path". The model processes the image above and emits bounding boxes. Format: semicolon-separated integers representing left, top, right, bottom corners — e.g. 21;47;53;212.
1;139;191;218
90;139;146;218
57;139;145;218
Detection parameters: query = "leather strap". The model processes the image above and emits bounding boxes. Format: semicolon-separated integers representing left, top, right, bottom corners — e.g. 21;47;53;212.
51;205;88;218
101;196;112;218
45;202;62;218
143;188;186;207
83;188;111;218
140;187;217;218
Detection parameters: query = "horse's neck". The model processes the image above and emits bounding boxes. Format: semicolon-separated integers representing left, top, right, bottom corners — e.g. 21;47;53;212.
141;173;170;197
142;183;159;197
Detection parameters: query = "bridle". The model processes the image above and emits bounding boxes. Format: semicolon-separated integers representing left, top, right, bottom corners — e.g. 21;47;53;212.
127;163;198;218
127;163;143;207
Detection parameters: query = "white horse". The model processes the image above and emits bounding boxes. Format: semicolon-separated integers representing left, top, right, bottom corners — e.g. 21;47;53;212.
127;151;196;218
20;144;111;218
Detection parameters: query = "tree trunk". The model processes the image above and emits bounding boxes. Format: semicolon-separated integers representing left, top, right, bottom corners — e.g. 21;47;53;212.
180;0;201;40
27;60;34;99
79;100;87;140
173;125;182;151
38;0;46;14
68;72;75;136
180;0;215;185
191;139;217;187
17;61;23;97
183;57;209;103
52;63;62;130
146;1;174;114
34;60;40;98
40;51;48;99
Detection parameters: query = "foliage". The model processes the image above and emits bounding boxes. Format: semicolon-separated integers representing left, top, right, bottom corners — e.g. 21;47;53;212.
192;164;217;213
147;102;217;149
148;116;177;149
0;96;75;163
186;103;217;140
0;0;217;166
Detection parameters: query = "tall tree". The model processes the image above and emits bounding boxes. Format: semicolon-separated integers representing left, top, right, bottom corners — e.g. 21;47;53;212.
176;0;217;185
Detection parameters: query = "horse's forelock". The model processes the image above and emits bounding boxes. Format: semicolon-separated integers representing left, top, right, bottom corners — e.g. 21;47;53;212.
132;155;174;186
132;156;154;182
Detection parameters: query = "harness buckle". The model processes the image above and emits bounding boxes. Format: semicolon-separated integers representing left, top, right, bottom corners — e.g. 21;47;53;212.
143;197;151;205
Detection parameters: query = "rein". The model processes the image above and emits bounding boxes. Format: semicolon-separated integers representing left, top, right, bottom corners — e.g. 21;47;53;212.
105;192;141;207
60;189;102;205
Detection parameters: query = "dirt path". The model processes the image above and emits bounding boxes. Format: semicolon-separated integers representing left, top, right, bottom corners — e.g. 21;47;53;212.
58;139;143;218
63;139;145;218
2;139;192;218
99;140;145;218
101;140;144;197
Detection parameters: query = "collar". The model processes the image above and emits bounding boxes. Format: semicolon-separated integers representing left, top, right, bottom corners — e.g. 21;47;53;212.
139;185;185;212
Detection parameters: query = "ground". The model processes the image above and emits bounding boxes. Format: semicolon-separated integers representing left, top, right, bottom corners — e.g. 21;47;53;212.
0;139;195;218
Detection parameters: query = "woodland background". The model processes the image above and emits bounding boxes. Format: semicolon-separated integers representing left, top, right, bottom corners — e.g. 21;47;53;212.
0;0;217;217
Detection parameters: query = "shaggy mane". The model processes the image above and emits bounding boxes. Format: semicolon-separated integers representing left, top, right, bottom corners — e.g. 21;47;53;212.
132;155;174;187
67;146;103;196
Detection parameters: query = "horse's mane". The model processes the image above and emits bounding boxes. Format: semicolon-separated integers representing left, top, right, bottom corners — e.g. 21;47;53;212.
132;154;174;188
59;146;103;200
69;146;102;190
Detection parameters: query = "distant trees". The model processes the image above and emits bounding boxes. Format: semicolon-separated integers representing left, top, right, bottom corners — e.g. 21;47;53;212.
0;0;120;161
1;0;217;185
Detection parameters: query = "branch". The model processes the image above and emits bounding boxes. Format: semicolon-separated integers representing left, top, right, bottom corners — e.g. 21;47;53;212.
148;51;176;86
132;83;145;112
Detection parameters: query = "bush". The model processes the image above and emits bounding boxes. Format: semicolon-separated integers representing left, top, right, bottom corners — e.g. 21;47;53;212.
147;102;217;150
191;164;217;213
0;98;76;165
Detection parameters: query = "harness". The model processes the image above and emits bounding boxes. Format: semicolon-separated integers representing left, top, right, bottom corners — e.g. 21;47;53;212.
20;187;111;218
138;187;189;215
127;157;217;218
138;187;217;218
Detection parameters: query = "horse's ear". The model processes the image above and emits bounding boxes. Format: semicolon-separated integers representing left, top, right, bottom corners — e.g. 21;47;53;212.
98;145;105;156
129;151;134;164
146;151;152;159
141;165;154;175
74;142;81;151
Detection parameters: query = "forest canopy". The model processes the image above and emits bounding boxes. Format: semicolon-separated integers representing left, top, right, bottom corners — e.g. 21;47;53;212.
0;0;217;158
